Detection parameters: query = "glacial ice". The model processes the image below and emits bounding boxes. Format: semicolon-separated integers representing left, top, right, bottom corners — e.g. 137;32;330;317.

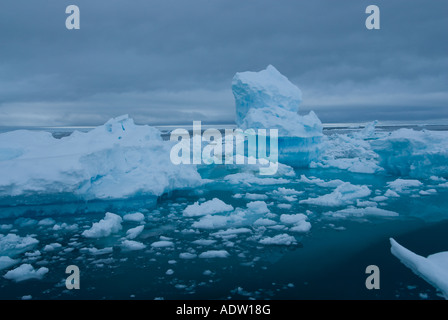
232;65;323;166
372;129;448;179
0;115;203;204
390;238;448;299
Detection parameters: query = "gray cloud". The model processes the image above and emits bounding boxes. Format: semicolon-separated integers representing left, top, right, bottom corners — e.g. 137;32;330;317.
0;0;447;126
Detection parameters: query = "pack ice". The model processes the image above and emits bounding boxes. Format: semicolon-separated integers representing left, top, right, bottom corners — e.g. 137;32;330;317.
232;65;323;166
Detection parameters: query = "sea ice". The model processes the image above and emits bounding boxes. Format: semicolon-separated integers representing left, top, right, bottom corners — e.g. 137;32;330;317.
3;263;49;282
259;234;297;246
82;212;123;238
151;240;174;248
325;207;399;219
125;225;144;240
390;238;448;299
198;250;230;259
183;198;234;217
121;240;146;251
299;182;371;207
123;212;145;223
246;201;270;215
0;256;20;271
0;234;39;257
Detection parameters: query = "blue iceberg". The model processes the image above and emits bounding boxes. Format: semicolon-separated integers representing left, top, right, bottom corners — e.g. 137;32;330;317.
232;65;323;167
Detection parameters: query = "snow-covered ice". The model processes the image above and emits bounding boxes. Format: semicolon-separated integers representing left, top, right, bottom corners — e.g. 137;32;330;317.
0;234;39;257
3;264;49;282
82;212;123;238
123;212;145;223
300;182;371;207
0;115;203;204
183;198;234;217
390;238;448;299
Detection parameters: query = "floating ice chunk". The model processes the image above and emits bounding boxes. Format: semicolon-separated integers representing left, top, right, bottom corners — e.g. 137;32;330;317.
211;228;252;237
280;214;307;225
419;189;437;196
280;214;311;233
437;182;448;188
82;247;113;255
179;252;197;259
199;250;230;259
121;240;146;251
390;238;448;299
165;269;174;275
3;264;49;282
183;198;234;217
0;224;13;231
246;201;270;215
223;172;289;186
356;199;377;207
384;189;400;198
43;243;62;252
372;196;388;202
123;212;145;223
38;218;56;226
24;250;41;257
244;193;269;200
298;175;344;188
325;207;399;219
82;212;123;238
259;234;297;246
290;221;311;233
0;234;39;257
52;223;78;232
0;256;20;271
300;183;371;207
192;239;217;246
253;218;277;227
21;295;32;300
277;203;292;210
151;240;174;248
192;215;229;230
126;225;144;240
387;179;423;193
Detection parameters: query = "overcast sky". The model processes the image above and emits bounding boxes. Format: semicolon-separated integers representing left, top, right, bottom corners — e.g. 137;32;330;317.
0;0;447;126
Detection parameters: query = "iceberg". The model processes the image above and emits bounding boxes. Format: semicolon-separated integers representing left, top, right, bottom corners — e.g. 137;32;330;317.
0;115;203;206
390;238;448;299
232;65;323;167
372;129;448;178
